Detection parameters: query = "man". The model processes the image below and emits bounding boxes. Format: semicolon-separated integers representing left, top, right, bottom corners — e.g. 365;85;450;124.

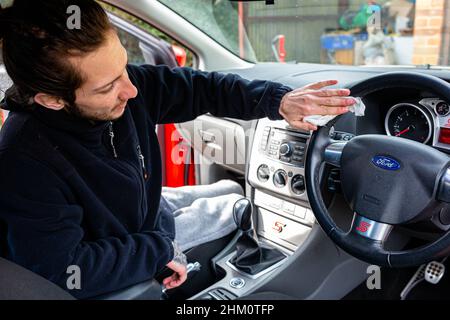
0;0;355;299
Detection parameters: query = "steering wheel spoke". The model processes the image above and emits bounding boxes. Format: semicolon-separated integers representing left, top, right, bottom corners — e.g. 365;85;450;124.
350;213;393;243
331;213;394;264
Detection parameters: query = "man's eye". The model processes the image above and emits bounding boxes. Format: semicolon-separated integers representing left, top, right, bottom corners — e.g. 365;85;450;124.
99;83;115;94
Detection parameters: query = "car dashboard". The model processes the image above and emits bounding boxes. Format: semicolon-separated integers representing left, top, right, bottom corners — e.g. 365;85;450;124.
227;63;450;253
355;87;450;153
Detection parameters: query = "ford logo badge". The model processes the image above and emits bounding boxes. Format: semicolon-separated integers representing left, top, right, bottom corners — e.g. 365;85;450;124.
371;156;401;171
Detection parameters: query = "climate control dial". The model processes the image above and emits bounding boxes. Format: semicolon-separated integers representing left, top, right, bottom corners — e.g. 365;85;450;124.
291;174;305;195
257;164;270;182
273;169;288;188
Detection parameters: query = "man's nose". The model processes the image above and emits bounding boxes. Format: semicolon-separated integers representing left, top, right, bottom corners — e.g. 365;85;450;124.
119;79;138;100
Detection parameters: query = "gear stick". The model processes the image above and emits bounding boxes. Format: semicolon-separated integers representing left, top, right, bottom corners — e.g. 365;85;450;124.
230;198;285;275
233;197;253;232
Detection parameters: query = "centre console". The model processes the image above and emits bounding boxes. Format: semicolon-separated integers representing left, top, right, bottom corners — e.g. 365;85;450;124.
191;119;315;300
248;118;316;250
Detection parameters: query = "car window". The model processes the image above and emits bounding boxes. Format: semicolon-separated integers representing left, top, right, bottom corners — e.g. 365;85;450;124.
116;27;147;65
0;58;12;128
0;64;6;102
100;2;195;68
158;0;450;68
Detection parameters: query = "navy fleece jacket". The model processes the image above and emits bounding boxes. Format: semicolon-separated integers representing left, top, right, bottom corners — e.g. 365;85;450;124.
0;64;291;299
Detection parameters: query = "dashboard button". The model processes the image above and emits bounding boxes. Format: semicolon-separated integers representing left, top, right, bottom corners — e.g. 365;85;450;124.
273;170;288;188
343;134;353;141
230;277;246;289
294;206;307;219
282;201;295;215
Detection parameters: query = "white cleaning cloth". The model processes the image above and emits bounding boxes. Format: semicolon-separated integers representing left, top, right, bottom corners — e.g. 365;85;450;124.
304;97;365;127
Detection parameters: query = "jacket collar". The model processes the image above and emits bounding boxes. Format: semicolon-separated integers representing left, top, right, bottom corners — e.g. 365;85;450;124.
1;98;110;146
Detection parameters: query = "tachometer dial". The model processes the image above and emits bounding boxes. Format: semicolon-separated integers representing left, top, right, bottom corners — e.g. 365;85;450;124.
385;103;433;144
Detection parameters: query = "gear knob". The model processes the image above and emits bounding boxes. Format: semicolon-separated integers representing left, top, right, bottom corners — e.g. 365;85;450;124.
233;198;253;232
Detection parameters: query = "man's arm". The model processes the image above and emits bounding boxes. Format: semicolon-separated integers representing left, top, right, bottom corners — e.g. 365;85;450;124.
0;151;174;299
127;64;292;124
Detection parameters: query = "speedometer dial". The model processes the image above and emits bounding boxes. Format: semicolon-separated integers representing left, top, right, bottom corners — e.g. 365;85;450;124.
385;103;433;144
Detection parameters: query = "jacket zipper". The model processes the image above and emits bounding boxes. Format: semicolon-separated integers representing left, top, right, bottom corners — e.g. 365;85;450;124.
134;146;148;225
136;145;148;180
107;121;147;180
109;121;118;158
106;123;147;226
107;121;148;180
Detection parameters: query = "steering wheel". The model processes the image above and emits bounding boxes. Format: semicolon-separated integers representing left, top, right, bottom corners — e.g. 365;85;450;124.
305;72;450;268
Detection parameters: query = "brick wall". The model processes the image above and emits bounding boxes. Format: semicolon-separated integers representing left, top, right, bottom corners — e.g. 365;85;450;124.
412;0;446;65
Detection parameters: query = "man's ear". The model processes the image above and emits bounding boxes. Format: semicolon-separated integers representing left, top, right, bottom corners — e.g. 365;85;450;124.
34;93;65;111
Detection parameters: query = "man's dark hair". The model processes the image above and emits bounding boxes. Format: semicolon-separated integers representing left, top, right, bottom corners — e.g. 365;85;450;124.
0;0;113;107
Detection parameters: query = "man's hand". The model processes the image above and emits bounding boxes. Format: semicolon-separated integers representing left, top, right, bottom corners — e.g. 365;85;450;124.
279;80;356;131
163;260;187;290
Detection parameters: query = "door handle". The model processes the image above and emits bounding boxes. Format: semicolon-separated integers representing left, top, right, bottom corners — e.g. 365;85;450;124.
199;130;216;143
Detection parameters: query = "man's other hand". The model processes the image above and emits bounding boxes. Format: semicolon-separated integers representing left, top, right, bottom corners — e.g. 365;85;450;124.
279;80;355;131
163;260;187;290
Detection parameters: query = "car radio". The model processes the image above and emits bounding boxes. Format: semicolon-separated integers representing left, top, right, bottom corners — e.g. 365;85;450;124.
259;126;307;167
248;119;310;202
